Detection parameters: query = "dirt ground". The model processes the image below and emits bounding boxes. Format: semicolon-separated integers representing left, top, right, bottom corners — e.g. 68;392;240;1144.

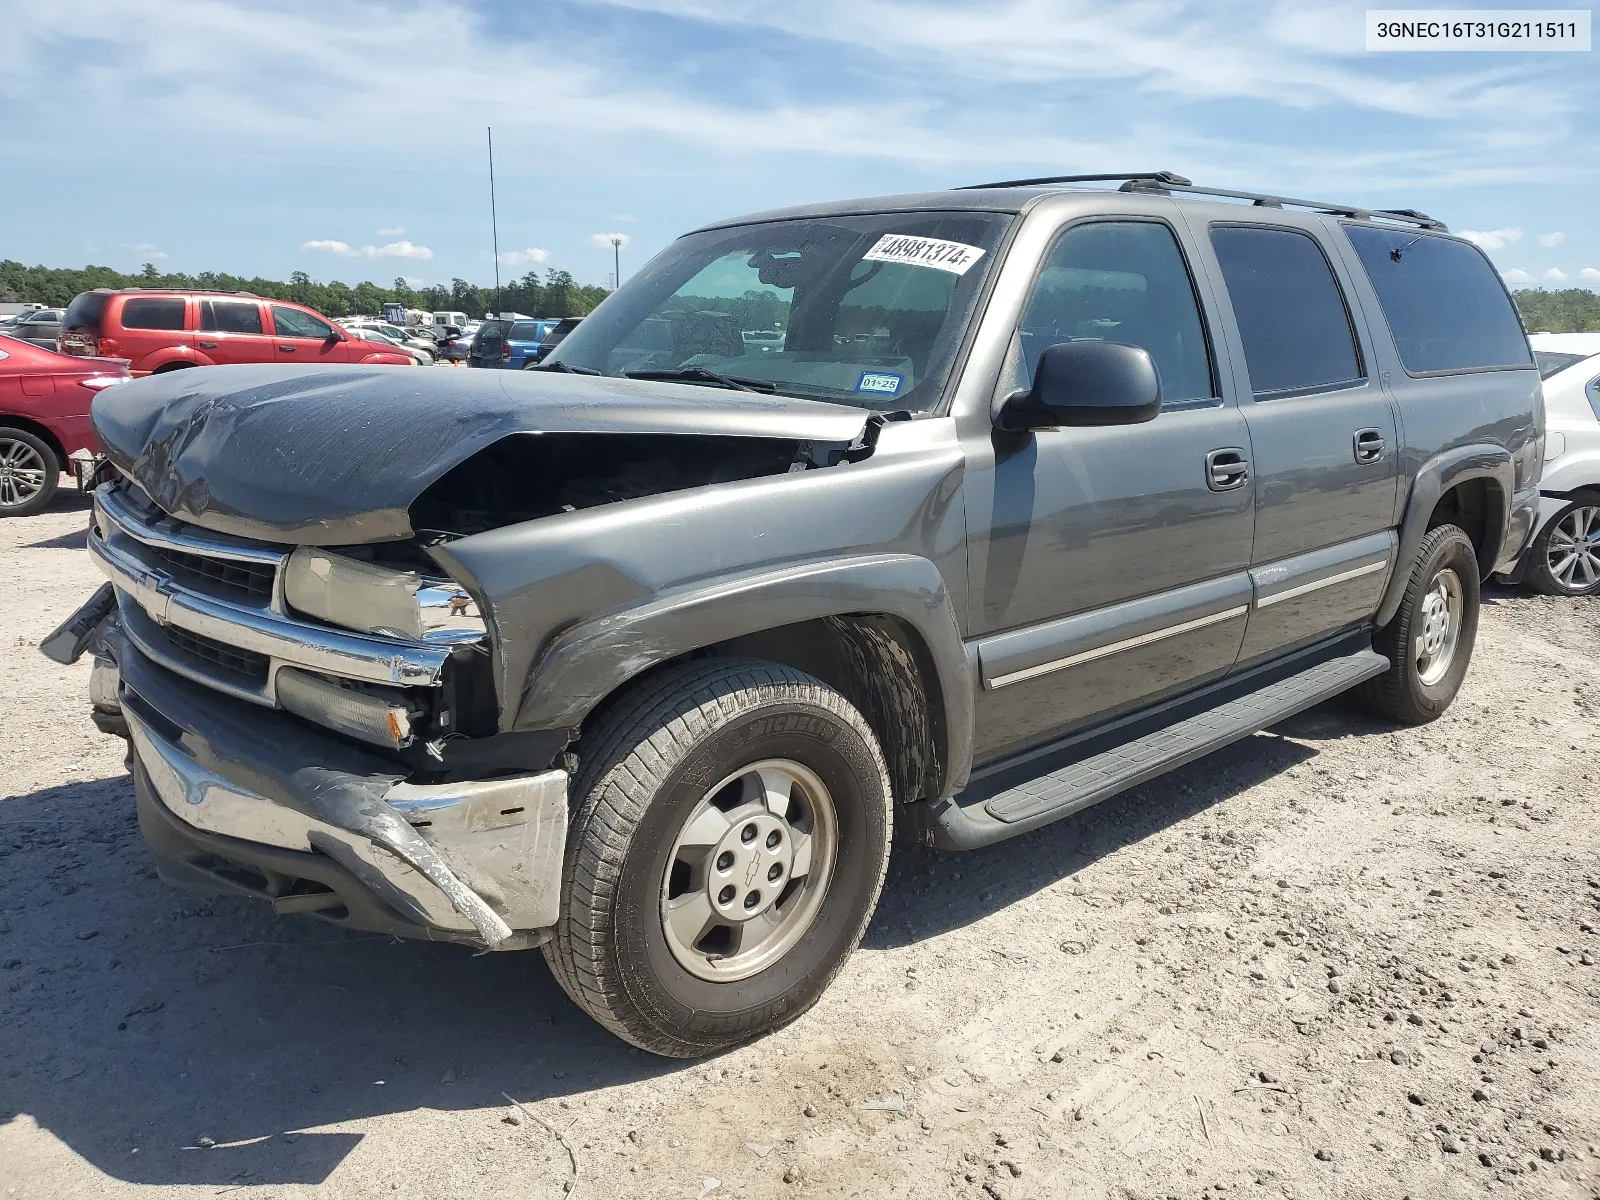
2;486;1598;1200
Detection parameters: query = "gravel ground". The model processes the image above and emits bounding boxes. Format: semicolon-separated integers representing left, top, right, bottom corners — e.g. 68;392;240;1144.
2;488;1598;1200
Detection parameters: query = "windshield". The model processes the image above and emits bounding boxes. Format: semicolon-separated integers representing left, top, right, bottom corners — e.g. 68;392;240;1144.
546;211;1012;411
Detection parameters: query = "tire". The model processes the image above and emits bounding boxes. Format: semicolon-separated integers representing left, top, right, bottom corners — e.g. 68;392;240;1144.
1359;523;1480;724
0;426;60;517
1524;497;1600;596
543;657;893;1057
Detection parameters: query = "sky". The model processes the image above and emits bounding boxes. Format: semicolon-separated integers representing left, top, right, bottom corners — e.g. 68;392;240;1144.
2;0;1596;291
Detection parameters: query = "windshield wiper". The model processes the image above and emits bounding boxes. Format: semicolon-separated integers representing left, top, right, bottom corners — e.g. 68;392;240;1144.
625;367;777;393
531;359;601;375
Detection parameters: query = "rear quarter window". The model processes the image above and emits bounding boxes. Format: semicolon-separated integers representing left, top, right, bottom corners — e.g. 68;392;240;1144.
62;293;109;330
1343;226;1532;375
120;297;188;331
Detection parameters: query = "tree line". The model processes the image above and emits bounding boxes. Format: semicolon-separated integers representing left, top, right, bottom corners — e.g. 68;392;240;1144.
0;260;611;320
1511;288;1600;334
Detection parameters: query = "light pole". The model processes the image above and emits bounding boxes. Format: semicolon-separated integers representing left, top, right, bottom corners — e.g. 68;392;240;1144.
610;235;623;290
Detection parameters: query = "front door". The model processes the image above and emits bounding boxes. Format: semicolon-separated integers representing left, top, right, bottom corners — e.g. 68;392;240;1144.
968;217;1257;763
1192;219;1400;667
269;305;344;364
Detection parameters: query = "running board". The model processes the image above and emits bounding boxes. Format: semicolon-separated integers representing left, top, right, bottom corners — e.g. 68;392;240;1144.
915;649;1388;851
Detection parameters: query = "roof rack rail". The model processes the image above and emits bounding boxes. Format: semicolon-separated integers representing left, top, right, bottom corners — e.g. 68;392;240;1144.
957;172;1447;232
958;171;1192;191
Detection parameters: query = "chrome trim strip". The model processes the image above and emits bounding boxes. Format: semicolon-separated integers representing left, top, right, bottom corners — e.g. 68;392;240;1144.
986;605;1249;690
91;526;452;692
117;593;274;706
1254;559;1388;609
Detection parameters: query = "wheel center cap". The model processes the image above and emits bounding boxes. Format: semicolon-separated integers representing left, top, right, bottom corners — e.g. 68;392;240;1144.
708;809;795;921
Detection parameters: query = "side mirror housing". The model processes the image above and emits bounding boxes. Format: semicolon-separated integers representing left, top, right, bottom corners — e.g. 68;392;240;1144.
998;340;1162;431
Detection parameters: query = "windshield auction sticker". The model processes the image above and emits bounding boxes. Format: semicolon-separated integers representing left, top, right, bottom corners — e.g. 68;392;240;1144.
863;234;987;275
1366;9;1590;50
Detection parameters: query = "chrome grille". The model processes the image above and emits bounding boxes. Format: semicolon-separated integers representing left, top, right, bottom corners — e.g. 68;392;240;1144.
160;625;271;684
149;545;276;606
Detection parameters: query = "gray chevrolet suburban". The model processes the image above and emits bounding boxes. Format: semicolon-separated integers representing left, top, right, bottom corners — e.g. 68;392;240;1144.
44;171;1543;1057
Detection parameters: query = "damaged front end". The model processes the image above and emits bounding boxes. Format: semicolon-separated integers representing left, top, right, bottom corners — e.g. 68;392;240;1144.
48;365;882;950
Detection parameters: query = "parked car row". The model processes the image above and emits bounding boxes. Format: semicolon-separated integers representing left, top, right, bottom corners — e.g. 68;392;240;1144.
0;336;129;515
465;316;582;369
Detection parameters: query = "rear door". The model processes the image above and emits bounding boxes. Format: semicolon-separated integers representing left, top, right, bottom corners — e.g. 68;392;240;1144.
196;299;273;365
268;305;342;364
1187;217;1400;666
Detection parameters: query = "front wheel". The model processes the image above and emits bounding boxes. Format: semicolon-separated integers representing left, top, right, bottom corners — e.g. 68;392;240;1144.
543;658;893;1057
1359;523;1480;724
1524;498;1600;596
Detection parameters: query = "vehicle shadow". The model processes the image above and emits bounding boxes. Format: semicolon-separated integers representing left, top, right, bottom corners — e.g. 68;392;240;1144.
0;775;666;1188
20;525;89;551
0;697;1368;1187
867;710;1330;949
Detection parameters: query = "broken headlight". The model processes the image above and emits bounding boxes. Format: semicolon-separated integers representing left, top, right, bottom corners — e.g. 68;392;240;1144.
284;546;486;643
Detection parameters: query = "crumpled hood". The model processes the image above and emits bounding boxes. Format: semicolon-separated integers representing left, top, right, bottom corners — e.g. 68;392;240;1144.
92;364;871;544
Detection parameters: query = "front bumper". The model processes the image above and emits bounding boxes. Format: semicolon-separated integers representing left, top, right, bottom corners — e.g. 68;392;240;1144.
115;640;566;950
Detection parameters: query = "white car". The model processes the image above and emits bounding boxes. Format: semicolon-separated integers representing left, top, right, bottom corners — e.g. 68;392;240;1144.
1517;332;1600;594
343;321;437;365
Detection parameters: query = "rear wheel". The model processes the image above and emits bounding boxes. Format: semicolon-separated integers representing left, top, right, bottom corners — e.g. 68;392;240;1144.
543;657;893;1057
1525;497;1600;596
1359;523;1479;724
0;427;59;517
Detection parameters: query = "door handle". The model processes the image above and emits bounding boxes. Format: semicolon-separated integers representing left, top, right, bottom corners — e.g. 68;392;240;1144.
1353;428;1386;463
198;341;218;349
1205;447;1250;491
279;345;296;352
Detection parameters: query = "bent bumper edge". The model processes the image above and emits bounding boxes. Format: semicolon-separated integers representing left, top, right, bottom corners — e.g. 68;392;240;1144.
118;643;566;950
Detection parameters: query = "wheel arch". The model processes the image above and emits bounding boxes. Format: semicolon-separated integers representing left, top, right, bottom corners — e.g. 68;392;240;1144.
0;415;68;470
513;555;975;800
1377;444;1513;627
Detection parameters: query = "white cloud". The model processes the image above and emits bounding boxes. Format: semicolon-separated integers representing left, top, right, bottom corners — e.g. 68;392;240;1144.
498;247;551;266
376;226;405;236
1501;267;1534;284
1582;268;1600;282
1459;227;1523;251
590;232;632;249
120;241;168;260
300;238;434;260
1538;231;1565;247
1544;267;1568;282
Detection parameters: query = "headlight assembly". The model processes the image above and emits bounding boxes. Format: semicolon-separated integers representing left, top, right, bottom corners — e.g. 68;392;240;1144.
284;546;486;643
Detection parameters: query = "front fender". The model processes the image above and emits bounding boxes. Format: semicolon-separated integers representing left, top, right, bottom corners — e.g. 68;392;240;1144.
1377;443;1512;626
512;553;974;795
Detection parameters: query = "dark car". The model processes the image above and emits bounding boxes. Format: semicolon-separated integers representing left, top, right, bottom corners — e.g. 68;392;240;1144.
5;308;64;348
524;317;582;366
47;171;1542;1058
469;318;568;369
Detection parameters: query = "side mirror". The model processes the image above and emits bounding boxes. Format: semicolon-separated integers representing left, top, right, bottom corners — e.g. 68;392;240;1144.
997;340;1162;431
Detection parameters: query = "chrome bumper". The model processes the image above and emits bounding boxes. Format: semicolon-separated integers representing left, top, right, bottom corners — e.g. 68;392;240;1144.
116;643;567;949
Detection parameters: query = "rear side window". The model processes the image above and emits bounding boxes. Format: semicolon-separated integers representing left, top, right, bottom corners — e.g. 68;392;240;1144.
509;321;541;341
200;300;263;334
1210;226;1363;397
61;293;110;331
121;297;188;331
1534;350;1586;379
1343;226;1532;374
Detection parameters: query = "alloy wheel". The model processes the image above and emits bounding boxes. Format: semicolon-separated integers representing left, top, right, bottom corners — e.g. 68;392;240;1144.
1414;567;1464;686
0;437;47;510
660;758;838;983
1545;505;1600;592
